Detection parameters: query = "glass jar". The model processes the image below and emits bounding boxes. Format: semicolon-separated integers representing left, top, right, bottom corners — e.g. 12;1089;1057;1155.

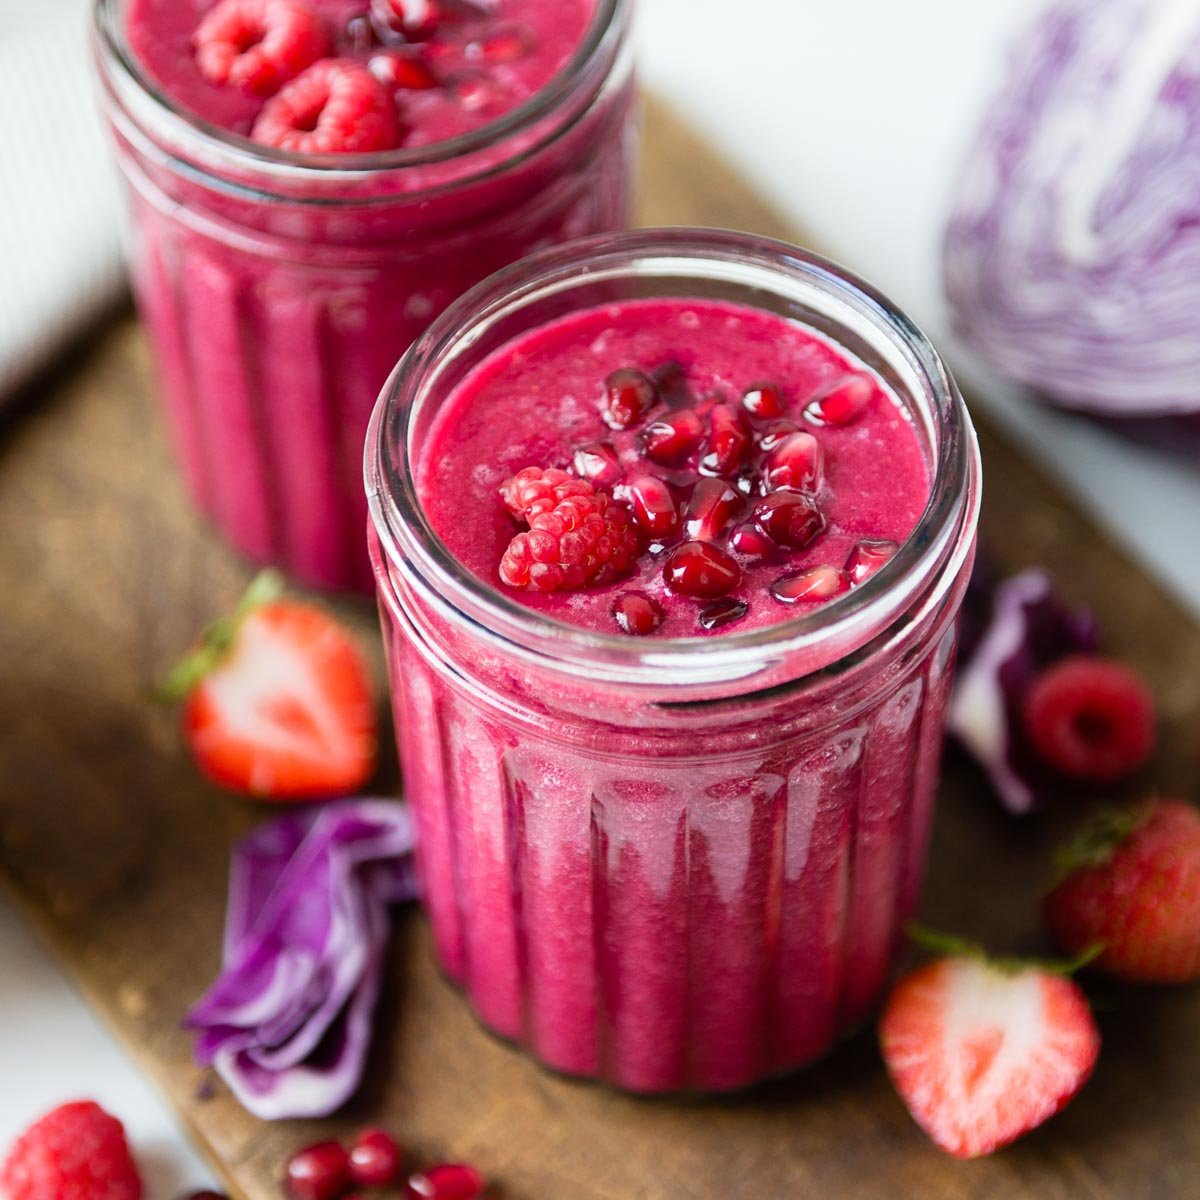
92;0;636;592
365;230;982;1093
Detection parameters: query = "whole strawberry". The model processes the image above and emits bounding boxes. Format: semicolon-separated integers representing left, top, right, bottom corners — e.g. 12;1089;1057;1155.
1046;798;1200;983
1;1101;142;1200
879;931;1100;1159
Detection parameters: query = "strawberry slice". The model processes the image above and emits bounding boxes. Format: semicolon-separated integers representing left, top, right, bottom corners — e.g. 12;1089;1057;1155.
161;573;377;801
879;934;1100;1159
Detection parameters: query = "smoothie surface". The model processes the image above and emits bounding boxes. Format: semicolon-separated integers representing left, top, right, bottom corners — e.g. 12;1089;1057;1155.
126;0;596;149
418;298;933;639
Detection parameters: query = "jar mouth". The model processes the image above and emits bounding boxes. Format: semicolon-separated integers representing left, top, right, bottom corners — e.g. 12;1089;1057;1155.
366;229;982;688
92;0;624;183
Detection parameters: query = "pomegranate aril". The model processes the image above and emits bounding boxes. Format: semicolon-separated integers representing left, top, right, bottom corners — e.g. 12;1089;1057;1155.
372;0;440;37
729;522;774;558
765;431;824;493
756;418;799;453
621;474;679;541
573;441;623;487
453;73;502;112
641;408;704;465
613;591;663;636
804;374;872;427
604;368;658;429
652;360;693;409
742;382;785;418
349;1129;403;1188
771;565;849;605
845;538;898;585
685;478;743;541
286;1142;350;1200
701;405;751;476
699;598;749;630
369;51;439;90
406;1163;486;1200
663;541;742;599
469;22;535;62
754;490;825;549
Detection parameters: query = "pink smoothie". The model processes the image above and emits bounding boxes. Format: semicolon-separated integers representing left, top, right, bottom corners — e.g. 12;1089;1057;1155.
97;0;632;592
372;290;968;1093
419;298;930;638
127;0;595;147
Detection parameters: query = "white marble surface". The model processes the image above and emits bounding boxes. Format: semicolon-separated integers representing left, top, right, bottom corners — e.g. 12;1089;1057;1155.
2;0;1199;1185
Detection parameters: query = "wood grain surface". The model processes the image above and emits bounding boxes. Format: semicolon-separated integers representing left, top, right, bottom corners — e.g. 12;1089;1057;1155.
2;100;1199;1200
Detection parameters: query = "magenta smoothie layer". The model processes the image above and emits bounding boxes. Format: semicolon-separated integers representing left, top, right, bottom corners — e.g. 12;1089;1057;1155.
419;298;931;638
127;0;595;151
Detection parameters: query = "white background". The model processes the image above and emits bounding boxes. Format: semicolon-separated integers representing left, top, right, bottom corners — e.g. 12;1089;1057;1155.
2;0;1198;1189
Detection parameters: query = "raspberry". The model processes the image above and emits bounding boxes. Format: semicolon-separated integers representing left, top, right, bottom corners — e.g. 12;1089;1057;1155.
1;1101;142;1200
252;60;401;153
500;467;592;521
499;470;640;593
194;0;330;95
1023;656;1156;784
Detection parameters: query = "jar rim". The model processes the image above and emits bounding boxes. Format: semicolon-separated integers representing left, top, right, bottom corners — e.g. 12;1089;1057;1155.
91;0;625;184
366;229;982;690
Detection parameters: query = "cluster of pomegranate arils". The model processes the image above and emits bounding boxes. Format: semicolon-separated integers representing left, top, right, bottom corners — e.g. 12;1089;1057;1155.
361;0;535;103
284;1130;486;1200
575;362;899;635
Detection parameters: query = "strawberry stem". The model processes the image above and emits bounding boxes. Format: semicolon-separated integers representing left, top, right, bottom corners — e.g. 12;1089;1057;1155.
1054;804;1151;877
154;571;284;702
906;923;1104;977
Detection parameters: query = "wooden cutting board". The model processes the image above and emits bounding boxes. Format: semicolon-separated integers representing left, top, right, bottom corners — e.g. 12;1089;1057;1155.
2;100;1200;1200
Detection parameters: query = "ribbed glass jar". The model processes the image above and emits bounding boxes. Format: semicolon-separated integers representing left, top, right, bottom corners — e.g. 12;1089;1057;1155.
92;0;636;591
366;230;982;1092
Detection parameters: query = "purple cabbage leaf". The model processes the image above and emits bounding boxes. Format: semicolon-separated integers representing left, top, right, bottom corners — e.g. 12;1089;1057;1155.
186;799;418;1120
948;569;1099;814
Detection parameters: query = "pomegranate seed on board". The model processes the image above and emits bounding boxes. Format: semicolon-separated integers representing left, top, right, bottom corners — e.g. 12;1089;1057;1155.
753;490;825;549
771;564;849;605
742;382;785;418
612;592;663;636
285;1143;350;1200
349;1129;403;1188
663;541;743;599
701;405;751;476
764;431;824;493
804;374;873;426
641;408;705;465
699;598;749;630
604;368;658;429
845;538;899;584
685;478;743;541
573;441;623;487
621;474;680;541
406;1163;487;1199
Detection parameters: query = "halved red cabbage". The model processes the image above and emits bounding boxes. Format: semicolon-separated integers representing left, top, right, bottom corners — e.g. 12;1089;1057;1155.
944;0;1200;417
187;800;418;1120
949;570;1099;813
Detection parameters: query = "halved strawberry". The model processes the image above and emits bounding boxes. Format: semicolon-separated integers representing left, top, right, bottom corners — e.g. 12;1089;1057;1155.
161;573;377;801
1046;799;1200;983
879;935;1100;1159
